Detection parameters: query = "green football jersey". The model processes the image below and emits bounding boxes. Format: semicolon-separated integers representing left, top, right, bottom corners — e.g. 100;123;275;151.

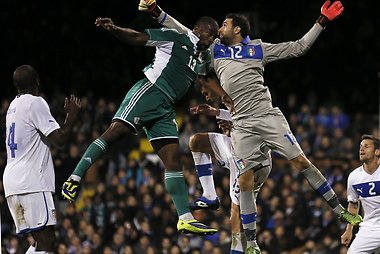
144;28;206;103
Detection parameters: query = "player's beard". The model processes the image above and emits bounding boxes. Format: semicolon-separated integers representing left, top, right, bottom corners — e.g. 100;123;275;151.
220;35;232;46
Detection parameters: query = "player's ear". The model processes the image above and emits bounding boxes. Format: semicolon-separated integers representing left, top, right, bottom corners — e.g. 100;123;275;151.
375;148;380;157
193;25;201;37
233;26;241;35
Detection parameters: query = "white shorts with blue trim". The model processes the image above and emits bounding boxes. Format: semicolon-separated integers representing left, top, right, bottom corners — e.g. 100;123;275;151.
6;191;56;234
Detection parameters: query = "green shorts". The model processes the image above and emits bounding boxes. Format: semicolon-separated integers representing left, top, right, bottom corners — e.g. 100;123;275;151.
113;78;179;141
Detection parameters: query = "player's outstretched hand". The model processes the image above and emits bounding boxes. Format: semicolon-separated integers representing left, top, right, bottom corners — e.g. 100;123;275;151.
95;17;116;31
321;1;344;21
189;104;219;116
138;0;156;12
138;0;161;18
218;119;233;137
64;94;81;117
61;179;80;202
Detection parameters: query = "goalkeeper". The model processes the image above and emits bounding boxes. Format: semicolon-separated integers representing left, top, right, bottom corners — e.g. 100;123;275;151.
139;1;363;254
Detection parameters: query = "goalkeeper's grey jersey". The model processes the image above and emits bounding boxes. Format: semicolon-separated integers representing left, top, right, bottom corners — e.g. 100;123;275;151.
210;24;323;120
156;12;323;119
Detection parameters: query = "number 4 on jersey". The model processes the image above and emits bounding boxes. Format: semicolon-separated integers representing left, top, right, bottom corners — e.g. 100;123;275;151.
7;123;17;158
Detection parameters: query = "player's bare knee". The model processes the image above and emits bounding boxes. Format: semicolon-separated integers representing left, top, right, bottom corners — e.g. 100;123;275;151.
189;133;202;152
102;121;131;142
290;154;311;170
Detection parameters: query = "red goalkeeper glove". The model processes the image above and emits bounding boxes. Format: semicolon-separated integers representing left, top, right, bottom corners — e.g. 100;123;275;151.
317;1;344;27
138;0;162;18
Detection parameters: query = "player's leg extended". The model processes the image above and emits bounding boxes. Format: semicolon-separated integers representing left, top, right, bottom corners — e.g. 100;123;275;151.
290;154;362;225
189;133;219;210
62;79;154;201
257;109;361;226
239;169;259;251
70;120;132;179
152;140;217;235
62;79;153;201
230;203;246;254
70;79;152;180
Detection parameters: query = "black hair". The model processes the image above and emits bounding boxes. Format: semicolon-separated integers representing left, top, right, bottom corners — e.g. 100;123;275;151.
225;13;251;38
361;134;380;150
13;65;39;91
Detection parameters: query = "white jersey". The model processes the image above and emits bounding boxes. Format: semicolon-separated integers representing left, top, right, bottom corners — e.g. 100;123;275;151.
347;164;380;229
3;94;60;197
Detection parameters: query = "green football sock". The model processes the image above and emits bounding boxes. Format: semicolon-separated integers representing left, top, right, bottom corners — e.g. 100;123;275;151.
165;171;190;216
72;138;107;178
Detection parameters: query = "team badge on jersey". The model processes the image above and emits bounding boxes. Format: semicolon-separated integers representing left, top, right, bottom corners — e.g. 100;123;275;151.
248;47;255;56
235;158;246;171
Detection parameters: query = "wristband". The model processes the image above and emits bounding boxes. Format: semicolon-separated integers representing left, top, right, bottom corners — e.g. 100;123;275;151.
316;14;328;28
150;5;162;18
216;109;232;121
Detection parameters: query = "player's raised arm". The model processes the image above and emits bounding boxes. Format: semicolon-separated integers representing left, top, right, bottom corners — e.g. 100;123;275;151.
95;17;149;45
47;94;81;147
138;0;192;34
263;0;344;63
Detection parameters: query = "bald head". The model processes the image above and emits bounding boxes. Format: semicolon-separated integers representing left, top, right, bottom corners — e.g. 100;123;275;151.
195;16;219;34
193;16;219;51
13;65;40;92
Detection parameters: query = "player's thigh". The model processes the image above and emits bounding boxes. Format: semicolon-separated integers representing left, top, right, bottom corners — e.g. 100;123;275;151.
7;192;56;234
348;227;380;254
144;108;178;142
257;108;302;160
231;126;268;174
231;125;272;175
189;133;213;154
208;133;233;163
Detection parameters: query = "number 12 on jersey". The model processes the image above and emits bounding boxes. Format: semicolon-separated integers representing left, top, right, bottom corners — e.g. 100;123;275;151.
7;123;17;158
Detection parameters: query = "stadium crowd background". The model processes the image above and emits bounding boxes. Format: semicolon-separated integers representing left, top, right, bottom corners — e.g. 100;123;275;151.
1;0;379;253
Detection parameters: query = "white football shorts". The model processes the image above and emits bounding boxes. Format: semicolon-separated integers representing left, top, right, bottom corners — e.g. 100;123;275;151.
6;191;56;234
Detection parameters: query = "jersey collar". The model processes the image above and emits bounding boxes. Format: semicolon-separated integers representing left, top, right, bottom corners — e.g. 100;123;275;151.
241;35;251;45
